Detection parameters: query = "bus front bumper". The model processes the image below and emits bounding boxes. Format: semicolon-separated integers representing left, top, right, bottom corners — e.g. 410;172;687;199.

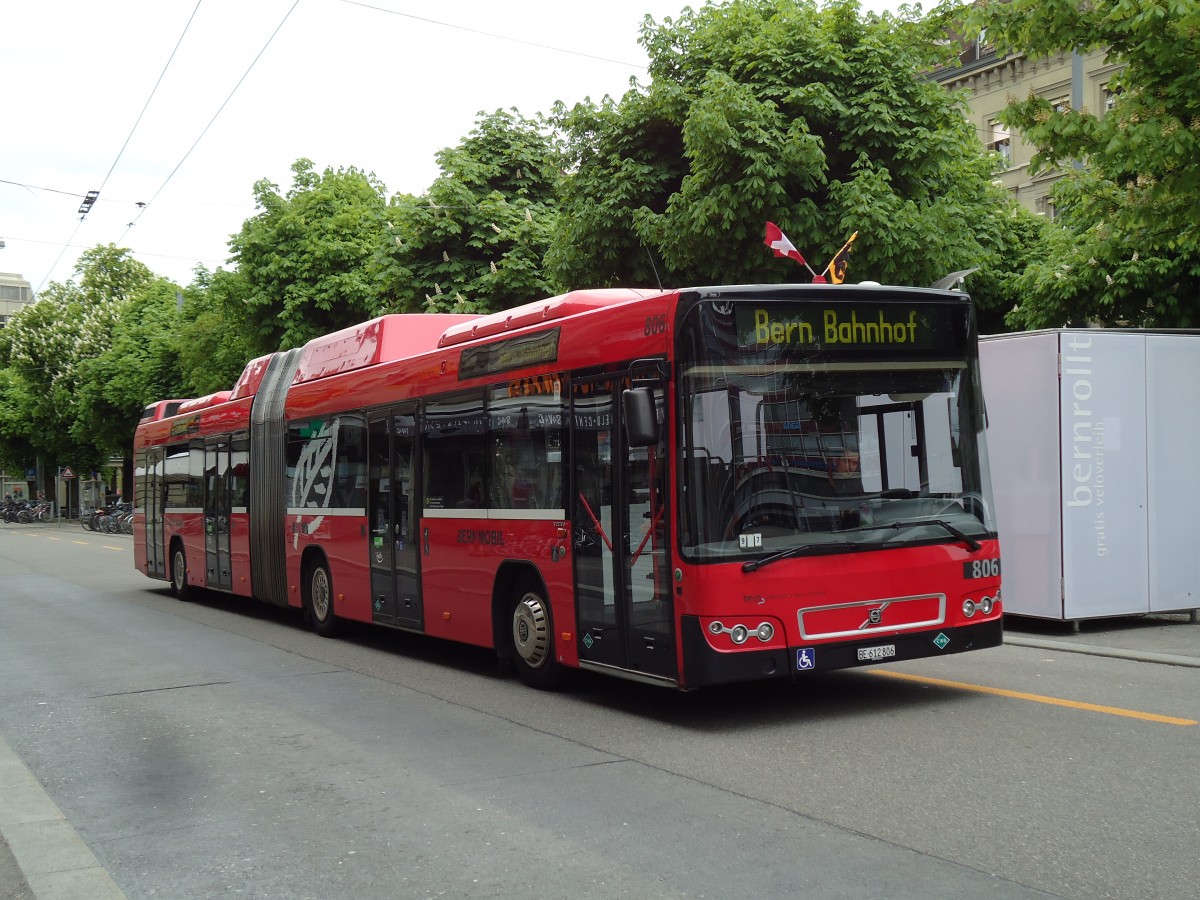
680;616;1003;689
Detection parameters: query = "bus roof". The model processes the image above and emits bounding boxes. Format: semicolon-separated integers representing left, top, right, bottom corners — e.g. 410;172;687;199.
437;289;663;347
290;313;479;386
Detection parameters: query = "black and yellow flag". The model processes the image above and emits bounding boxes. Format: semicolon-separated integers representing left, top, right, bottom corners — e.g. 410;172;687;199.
825;232;858;285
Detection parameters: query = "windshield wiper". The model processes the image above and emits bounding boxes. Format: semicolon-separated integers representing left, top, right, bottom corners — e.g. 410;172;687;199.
836;518;981;551
742;541;858;573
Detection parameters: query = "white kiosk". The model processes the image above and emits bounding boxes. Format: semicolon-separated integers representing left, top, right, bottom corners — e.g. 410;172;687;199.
980;330;1200;624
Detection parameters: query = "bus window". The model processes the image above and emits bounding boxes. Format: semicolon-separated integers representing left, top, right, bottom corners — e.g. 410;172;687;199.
487;388;565;512
286;417;367;512
423;394;488;510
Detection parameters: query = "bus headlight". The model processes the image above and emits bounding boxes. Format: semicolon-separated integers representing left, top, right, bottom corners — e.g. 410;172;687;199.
706;619;779;646
980;596;994;615
962;598;977;618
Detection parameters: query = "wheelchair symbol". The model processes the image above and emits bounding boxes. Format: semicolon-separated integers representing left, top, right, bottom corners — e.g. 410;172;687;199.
796;648;815;671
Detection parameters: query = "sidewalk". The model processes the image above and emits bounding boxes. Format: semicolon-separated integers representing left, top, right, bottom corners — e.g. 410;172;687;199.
1004;610;1200;667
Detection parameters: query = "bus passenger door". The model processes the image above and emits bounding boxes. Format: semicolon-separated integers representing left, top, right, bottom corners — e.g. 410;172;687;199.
144;448;166;579
204;440;232;591
620;380;674;677
368;409;422;629
572;376;676;680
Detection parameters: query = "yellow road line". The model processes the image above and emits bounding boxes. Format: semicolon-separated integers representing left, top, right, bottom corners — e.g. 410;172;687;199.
873;670;1197;726
46;536;61;541
72;540;89;546
103;546;123;551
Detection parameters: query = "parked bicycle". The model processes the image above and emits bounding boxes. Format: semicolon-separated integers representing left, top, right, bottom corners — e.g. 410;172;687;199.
3;499;49;523
82;501;133;534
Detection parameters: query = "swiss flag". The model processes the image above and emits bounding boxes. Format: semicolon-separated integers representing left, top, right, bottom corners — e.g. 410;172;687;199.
764;221;806;266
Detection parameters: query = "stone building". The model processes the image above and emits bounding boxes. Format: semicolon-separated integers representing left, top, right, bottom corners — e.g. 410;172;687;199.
934;38;1122;217
0;271;33;330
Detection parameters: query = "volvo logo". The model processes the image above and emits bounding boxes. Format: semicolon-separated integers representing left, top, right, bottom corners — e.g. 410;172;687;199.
859;601;891;630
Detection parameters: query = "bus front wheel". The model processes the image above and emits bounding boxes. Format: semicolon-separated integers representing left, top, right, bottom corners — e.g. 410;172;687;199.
306;559;339;638
510;580;563;690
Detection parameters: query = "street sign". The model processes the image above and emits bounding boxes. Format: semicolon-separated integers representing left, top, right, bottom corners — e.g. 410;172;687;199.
61;467;76;479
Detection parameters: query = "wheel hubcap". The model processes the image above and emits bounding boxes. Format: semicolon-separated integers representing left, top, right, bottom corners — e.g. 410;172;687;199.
312;569;330;621
173;552;185;591
512;593;550;668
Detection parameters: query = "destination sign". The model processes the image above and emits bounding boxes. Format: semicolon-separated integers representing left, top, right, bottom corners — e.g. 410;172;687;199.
734;302;967;358
459;328;561;381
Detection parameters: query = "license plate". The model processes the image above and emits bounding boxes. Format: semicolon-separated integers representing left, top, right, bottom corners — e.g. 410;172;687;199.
857;644;896;662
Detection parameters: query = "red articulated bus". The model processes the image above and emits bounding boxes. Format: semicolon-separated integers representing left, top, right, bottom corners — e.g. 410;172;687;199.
134;283;1002;689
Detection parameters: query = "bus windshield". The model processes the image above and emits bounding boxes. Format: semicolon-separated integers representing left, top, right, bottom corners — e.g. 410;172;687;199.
677;294;996;562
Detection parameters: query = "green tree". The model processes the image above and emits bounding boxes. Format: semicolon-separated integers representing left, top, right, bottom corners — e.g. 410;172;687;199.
74;278;189;458
174;266;257;395
0;245;155;475
382;109;564;315
970;0;1200;327
225;159;394;353
549;0;1037;315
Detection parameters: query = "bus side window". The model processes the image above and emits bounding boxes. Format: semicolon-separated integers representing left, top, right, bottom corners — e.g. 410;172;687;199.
487;392;565;512
334;416;367;510
424;394;488;511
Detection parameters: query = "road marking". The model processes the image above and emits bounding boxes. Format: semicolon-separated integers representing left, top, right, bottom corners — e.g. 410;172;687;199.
73;540;89;546
104;546;123;552
873;670;1197;726
46;536;61;542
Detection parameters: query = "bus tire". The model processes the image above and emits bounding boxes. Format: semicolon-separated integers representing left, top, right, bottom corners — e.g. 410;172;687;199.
510;579;563;690
306;558;339;638
169;543;191;601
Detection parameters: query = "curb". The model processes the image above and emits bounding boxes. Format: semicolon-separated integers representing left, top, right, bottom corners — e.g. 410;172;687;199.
1005;634;1200;669
0;736;125;900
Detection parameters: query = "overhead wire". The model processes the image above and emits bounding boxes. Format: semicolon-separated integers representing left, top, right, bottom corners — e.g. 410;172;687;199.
117;0;302;245
97;0;205;198
338;0;648;70
33;1;205;294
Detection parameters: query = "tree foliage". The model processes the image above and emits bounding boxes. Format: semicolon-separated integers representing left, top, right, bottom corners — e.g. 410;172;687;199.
224;159;395;353
970;0;1200;327
0;245;156;471
548;0;1038;314
173;266;257;396
381;109;564;315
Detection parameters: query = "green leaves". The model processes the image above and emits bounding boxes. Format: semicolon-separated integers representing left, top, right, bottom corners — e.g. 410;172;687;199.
549;0;1034;304
0;246;157;470
383;110;563;313
226;159;394;352
972;0;1200;326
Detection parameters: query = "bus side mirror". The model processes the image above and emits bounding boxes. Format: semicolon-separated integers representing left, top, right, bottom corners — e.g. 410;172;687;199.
623;387;659;448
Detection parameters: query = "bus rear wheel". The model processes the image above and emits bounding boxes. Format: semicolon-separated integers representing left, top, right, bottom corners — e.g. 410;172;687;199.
170;545;191;600
306;559;339;638
510;580;563;690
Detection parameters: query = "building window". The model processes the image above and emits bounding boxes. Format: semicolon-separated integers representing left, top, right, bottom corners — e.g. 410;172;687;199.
0;315;8;329
1035;196;1057;222
988;119;1012;167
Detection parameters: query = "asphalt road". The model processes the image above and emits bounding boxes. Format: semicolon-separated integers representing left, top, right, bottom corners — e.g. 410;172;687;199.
1;523;1197;899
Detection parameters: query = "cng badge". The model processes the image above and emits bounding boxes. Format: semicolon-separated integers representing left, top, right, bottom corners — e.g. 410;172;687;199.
933;632;950;650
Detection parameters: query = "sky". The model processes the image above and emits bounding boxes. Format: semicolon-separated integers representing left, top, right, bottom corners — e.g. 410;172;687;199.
1;0;904;295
